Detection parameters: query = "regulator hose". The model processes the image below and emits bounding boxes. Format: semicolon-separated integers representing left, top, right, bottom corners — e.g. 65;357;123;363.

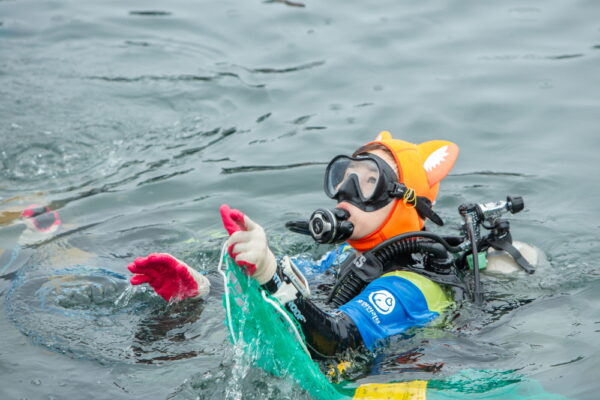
329;270;365;308
329;233;459;307
372;239;448;265
370;231;464;254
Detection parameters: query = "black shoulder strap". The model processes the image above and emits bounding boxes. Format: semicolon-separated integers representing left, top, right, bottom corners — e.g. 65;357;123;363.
415;196;444;226
487;238;535;274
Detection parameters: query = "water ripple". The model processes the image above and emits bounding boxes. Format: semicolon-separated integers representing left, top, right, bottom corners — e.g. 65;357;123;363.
0;135;104;191
6;260;218;364
250;60;325;74
550;355;584;367
221;161;326;174
256;113;272;123
137;168;194;187
124;40;150;47
451;171;533;177
86;72;265;88
87;74;213;83
174;127;237;160
547;54;584;60
263;0;306;8
129;11;172;17
480;53;586;61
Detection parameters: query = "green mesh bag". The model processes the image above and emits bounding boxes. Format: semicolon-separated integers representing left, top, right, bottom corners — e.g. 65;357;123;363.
219;251;346;400
219;249;571;400
426;369;572;400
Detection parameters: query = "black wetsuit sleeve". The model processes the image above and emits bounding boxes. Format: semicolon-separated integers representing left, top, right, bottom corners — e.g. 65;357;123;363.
292;297;363;357
262;268;363;358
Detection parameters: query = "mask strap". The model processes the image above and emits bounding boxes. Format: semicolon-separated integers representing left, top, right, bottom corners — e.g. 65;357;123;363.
415;196;444;226
390;183;444;226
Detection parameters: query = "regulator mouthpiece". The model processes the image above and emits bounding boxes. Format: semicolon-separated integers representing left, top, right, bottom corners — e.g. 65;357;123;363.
285;220;311;236
309;208;354;244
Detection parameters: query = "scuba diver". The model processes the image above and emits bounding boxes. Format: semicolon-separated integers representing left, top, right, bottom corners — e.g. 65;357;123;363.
128;131;541;358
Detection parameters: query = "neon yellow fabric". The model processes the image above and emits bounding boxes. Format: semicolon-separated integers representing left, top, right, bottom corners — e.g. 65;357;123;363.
354;380;428;400
382;271;453;313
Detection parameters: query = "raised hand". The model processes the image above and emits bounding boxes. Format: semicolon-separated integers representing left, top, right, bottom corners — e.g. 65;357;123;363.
219;204;276;285
128;253;210;301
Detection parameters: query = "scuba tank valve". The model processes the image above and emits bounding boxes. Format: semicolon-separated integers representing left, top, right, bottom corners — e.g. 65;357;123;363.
474;195;524;225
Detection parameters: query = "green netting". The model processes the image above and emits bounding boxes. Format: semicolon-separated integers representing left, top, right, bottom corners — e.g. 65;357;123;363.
220;251;572;400
427;369;572;400
220;252;346;400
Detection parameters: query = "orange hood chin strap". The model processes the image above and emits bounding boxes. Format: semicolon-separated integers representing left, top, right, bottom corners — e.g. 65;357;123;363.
347;131;459;252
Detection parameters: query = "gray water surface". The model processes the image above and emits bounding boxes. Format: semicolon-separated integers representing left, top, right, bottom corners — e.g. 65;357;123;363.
1;0;599;399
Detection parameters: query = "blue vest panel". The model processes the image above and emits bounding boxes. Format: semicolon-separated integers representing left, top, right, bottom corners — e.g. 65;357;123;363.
338;275;440;349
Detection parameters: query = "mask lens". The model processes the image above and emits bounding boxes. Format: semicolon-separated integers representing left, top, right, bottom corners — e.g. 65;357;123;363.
348;159;380;198
326;157;351;196
326;156;381;200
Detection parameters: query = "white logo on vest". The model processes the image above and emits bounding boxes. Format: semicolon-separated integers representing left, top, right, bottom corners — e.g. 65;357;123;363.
368;290;396;315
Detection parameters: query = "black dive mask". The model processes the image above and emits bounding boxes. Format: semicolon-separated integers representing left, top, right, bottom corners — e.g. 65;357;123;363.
324;153;404;212
285;153;445;244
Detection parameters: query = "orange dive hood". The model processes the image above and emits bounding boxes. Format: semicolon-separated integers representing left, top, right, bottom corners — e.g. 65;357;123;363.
346;131;459;252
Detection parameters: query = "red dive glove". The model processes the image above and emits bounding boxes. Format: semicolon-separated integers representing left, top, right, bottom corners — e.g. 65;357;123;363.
128;253;210;302
219;204;276;285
